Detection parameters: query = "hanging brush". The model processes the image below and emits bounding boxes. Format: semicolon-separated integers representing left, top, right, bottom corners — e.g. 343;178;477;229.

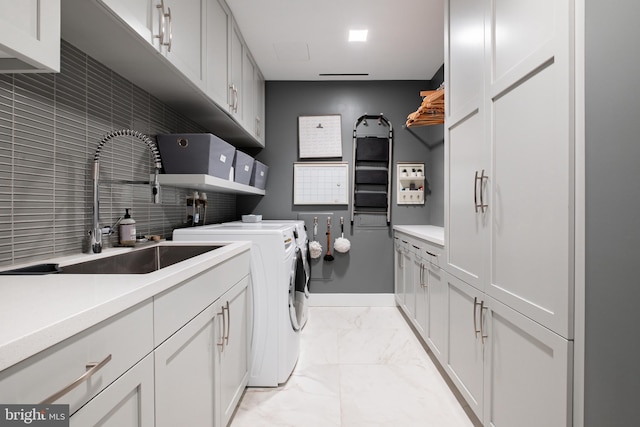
309;216;323;259
324;216;334;262
334;217;351;253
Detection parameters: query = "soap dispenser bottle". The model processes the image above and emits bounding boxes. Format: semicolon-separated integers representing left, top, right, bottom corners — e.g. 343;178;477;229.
119;208;136;246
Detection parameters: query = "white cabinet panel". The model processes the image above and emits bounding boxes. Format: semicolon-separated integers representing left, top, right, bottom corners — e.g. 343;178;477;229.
446;109;488;290
206;0;231;108
491;62;572;337
492;0;556;81
100;0;155;44
0;0;60;72
426;264;446;362
228;19;244;120
163;0;206;88
413;249;428;337
217;277;249;427
446;0;484;119
155;302;218;427
484;296;572;427
71;354;155;427
446;274;485;420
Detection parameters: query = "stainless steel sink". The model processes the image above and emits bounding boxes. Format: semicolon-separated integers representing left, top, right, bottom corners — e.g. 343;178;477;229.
60;244;222;274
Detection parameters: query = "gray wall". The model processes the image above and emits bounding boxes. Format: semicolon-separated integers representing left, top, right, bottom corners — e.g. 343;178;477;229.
0;41;236;268
585;1;640;425
238;79;444;294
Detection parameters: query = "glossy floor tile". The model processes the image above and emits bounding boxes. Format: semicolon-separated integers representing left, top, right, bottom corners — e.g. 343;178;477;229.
230;307;476;427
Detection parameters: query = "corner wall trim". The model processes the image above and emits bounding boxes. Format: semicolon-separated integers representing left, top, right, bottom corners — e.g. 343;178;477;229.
308;293;396;307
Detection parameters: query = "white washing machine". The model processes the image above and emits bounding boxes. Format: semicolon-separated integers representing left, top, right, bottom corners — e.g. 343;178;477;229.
225;219;310;328
173;222;302;387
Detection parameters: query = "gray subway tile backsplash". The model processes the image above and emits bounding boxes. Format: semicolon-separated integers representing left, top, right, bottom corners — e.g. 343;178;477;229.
0;41;236;267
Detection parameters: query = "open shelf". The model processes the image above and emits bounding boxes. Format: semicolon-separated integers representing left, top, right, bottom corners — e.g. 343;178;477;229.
155;174;265;196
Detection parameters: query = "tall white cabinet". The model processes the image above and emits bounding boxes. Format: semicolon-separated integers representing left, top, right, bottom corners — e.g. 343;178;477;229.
443;0;576;424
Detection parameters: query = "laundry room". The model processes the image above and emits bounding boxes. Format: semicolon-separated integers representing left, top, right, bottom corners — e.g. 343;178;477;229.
1;1;639;427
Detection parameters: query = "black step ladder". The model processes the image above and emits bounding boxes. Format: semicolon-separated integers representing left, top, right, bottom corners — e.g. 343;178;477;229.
350;114;393;226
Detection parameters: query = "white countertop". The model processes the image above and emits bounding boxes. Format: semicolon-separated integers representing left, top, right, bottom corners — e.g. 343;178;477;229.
0;240;251;372
393;225;445;246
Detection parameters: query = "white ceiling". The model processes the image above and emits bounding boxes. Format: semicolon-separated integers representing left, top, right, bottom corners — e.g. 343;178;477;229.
225;0;444;81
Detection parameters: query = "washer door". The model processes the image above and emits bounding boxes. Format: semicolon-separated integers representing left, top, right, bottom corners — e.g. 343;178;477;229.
288;247;306;332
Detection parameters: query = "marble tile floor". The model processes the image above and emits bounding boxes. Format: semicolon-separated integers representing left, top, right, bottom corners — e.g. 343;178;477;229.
230;306;480;427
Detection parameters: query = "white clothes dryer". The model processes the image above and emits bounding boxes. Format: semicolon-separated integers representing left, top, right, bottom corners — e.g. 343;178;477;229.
225;219;310;328
173;222;301;387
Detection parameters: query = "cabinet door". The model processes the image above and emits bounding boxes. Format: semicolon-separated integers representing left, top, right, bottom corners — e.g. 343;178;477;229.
100;0;155;45
217;277;249;427
445;0;489;291
445;272;485;420
206;0;231;108
488;0;573;338
254;68;265;145
242;50;256;133
155;303;218;427
0;0;60;72
228;19;244;119
413;249;428;338
70;354;154;427
426;262;447;363
483;296;573;427
163;0;206;88
393;237;406;307
445;108;488;290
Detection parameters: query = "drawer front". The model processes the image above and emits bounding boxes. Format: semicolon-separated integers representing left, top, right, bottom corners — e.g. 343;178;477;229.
154;251;250;345
0;300;153;414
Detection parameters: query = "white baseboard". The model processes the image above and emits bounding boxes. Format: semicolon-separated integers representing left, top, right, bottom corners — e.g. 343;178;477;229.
308;293;396;307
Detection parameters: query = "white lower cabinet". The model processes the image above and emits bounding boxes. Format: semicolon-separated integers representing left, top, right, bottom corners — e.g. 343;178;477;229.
445;272;573;426
155;275;249;427
394;230;447;365
70;353;155;427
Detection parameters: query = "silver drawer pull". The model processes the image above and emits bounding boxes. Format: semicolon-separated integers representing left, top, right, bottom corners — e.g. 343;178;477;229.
40;354;112;404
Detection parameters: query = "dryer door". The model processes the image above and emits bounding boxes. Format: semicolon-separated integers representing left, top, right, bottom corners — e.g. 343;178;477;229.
288;247;306;331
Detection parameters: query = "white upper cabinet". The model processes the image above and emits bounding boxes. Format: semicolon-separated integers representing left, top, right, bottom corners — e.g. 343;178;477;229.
161;0;206;89
0;0;60;73
206;0;231;109
228;19;244;122
99;0;155;43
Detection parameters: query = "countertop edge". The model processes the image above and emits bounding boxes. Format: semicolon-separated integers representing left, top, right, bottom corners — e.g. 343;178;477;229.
0;241;251;372
393;225;445;246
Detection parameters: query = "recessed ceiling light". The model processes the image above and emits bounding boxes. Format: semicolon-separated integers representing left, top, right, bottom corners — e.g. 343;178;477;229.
349;29;368;42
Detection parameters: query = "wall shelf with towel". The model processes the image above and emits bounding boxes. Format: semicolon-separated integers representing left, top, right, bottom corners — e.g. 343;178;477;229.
155;174;265;196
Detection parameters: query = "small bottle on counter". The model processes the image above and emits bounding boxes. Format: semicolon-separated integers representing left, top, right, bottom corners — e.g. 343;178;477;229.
186;191;200;226
119;208;136;246
199;192;207;225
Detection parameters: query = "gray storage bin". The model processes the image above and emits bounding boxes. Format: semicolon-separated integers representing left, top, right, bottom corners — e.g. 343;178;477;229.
156;133;236;179
233;150;254;185
250;160;269;189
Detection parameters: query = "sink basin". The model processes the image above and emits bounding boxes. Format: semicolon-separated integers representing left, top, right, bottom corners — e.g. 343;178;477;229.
60;244;222;274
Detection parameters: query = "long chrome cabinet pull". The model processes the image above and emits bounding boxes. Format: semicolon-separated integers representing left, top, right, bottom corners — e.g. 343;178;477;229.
217;307;226;349
473;297;481;337
154;0;166;46
40;354;112;404
165;7;173;52
480;300;488;342
479;169;488;213
474;171;480;212
224;301;230;345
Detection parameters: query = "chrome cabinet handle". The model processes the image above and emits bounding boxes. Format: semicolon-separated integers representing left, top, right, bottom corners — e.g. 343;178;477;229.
217;307;226;350
224;301;230;345
479;169;488;213
480;300;488;342
154;0;166;46
40;354;112;404
473;297;481;338
474;171;480;212
165;7;173;52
